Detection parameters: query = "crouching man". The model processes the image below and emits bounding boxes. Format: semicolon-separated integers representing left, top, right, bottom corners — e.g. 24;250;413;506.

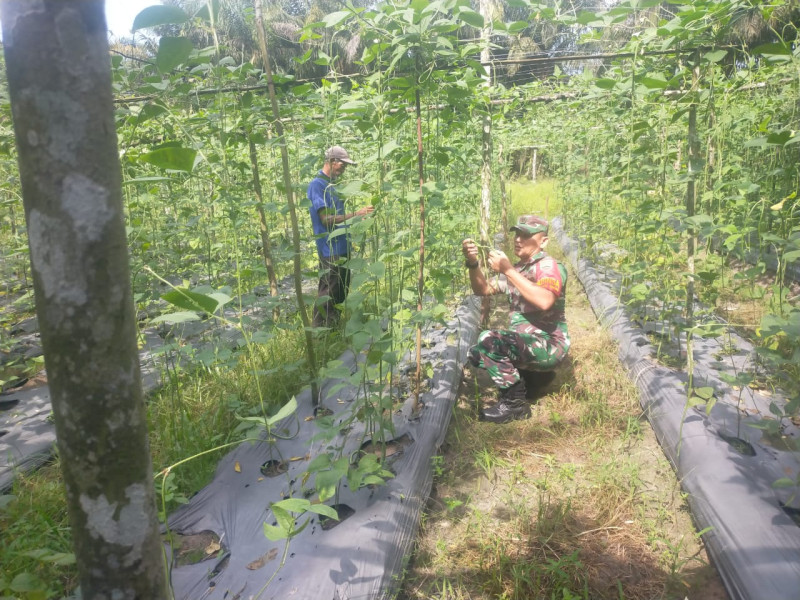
462;215;570;424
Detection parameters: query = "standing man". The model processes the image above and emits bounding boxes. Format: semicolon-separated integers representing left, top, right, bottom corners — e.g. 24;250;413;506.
308;145;374;327
461;215;570;424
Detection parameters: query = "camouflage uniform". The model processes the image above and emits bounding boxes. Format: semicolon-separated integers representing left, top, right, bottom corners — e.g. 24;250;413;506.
469;250;570;390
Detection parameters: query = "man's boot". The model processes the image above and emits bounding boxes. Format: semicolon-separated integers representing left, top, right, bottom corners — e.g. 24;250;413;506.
480;380;531;424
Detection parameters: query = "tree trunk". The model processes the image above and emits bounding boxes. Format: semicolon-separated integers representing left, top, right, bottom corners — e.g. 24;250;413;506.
0;1;168;597
254;0;319;404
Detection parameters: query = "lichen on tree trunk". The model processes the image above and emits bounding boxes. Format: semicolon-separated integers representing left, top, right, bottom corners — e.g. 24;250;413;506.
0;1;168;597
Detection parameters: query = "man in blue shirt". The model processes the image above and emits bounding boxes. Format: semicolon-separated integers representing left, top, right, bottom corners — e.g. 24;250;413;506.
307;145;374;327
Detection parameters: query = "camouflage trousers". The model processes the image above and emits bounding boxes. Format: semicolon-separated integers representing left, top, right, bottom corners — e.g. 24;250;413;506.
468;328;569;390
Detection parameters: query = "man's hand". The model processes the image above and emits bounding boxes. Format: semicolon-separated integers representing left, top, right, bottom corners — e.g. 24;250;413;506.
462;238;479;264
355;205;375;217
487;249;512;274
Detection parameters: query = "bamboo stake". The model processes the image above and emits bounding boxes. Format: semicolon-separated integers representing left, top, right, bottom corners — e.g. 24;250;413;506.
413;89;426;414
254;0;319;405
248;134;279;320
498;143;509;235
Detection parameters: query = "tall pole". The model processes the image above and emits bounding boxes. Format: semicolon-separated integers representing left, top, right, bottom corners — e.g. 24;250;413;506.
254;0;319;404
413;89;426;413
478;0;494;247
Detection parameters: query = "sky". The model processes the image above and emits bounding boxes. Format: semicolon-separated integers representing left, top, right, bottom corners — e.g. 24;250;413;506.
105;0;163;40
0;1;163;41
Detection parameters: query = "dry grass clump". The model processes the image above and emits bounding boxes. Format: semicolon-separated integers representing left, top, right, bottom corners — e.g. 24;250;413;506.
399;242;729;600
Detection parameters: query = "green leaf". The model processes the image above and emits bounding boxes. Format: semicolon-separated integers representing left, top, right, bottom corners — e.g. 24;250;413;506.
367;261;386;279
595;78;616;89
132;5;190;31
627;283;649;301
773;477;797;488
292;83;314;96
273;498;311;514
208;292;232;308
689;322;727;338
322;11;351;28
766;131;793;146
381;140;401;157
272;504;294;534
266;397;298;427
576;11;601;25
156;37;193;73
703;49;727;63
638;75;667;89
671;107;690;123
10;572;45;593
335;181;364;197
151;311;201;324
753;42;791;61
719;372;754;387
693;386;715;400
687;395;705;408
140;146;198;172
339;100;368;113
363;474;387;486
307;454;331;473
134;103;169;125
263;521;288;541
162;288;220;314
744;136;767;149
315;470;341;502
306;503;339;520
782;250;800;264
23;549;76;566
458;8;484;28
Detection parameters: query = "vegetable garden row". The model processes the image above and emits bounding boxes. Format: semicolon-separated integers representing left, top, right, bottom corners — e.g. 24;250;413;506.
0;0;798;597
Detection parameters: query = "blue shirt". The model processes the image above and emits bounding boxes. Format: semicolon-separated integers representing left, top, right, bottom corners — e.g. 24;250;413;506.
307;171;350;258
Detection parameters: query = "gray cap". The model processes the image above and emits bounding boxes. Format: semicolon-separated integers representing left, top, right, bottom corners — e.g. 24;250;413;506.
324;145;356;165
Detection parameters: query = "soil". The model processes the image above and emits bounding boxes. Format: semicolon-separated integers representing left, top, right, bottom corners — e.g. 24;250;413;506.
399;251;731;600
168;530;223;567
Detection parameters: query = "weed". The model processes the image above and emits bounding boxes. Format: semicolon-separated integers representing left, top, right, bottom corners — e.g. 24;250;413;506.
0;464;76;598
473;446;504;481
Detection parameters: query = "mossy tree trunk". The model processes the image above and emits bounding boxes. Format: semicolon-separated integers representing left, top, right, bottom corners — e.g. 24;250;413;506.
0;1;168;597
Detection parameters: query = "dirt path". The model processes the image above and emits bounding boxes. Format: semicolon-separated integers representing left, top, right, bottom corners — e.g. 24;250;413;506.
399;247;730;600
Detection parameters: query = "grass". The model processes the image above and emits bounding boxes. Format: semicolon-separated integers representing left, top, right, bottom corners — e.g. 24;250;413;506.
0;463;76;599
398;185;727;600
0;319;344;598
509;178;562;221
1;179;727;599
